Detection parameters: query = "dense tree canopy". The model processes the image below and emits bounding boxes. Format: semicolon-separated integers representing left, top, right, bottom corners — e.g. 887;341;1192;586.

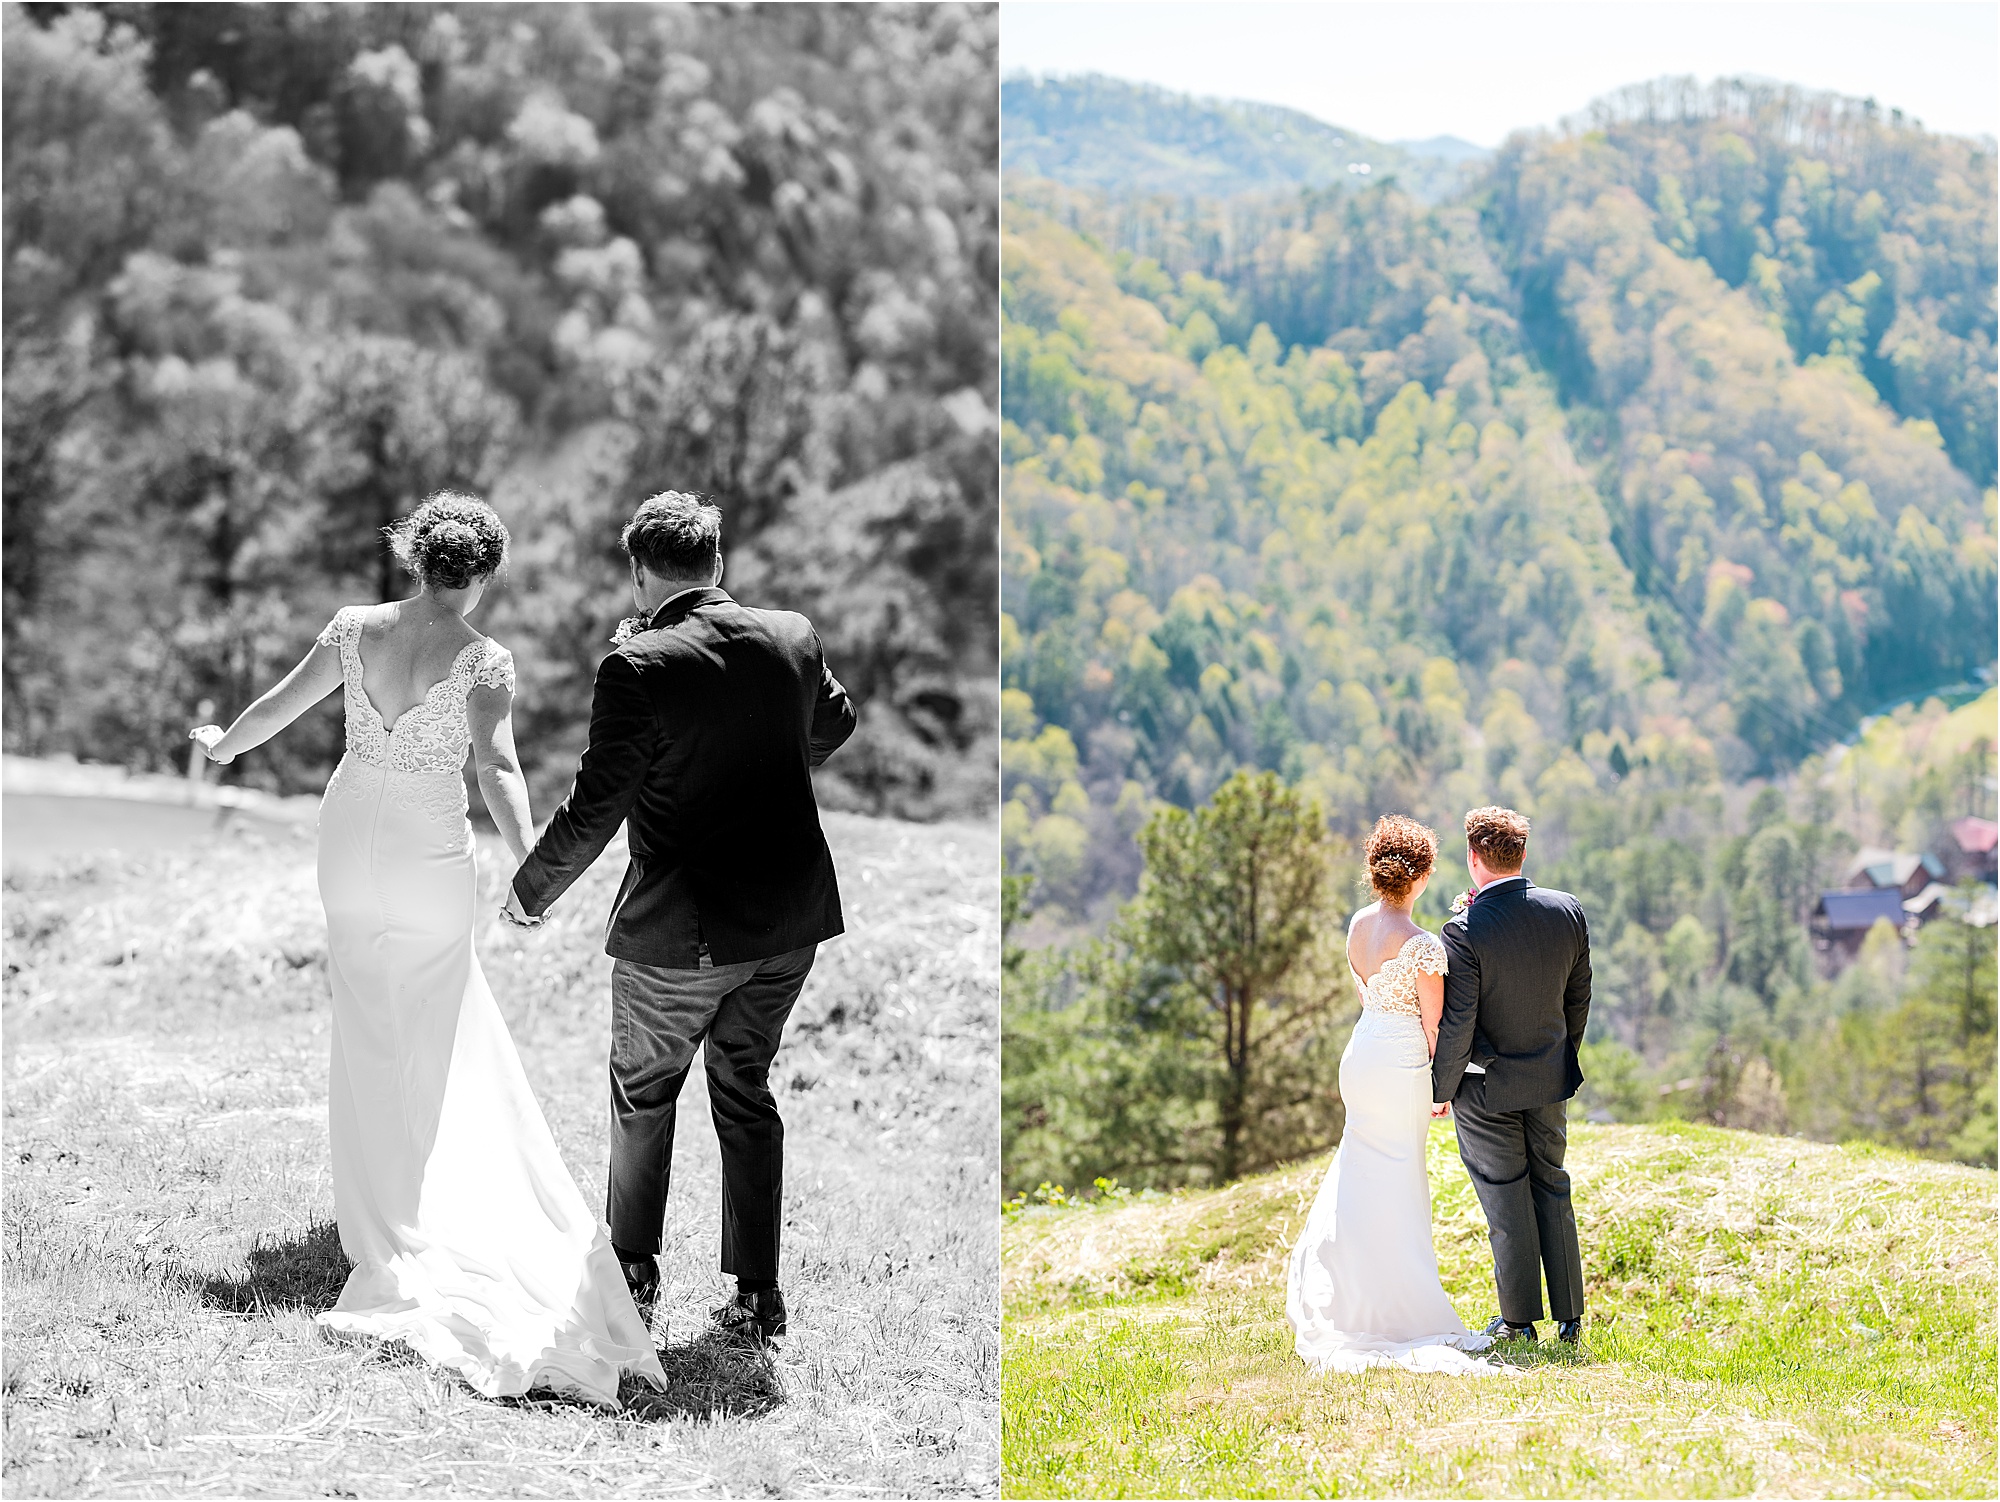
1001;79;1993;924
4;1;999;817
1000;76;1995;1188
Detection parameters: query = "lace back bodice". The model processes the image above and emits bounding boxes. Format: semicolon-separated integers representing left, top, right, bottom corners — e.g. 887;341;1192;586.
317;605;515;776
1355;930;1448;1017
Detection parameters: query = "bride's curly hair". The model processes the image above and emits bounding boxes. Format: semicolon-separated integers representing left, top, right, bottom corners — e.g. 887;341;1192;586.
386;491;509;591
1366;814;1437;903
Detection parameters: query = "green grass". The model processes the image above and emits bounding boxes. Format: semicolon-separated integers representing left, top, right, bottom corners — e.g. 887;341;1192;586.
1003;1120;1996;1498
3;808;998;1496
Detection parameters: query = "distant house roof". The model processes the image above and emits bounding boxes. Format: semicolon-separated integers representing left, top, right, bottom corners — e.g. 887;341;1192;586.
1905;882;1950;917
1950;817;1999;855
1813;888;1908;934
1845;848;1945;889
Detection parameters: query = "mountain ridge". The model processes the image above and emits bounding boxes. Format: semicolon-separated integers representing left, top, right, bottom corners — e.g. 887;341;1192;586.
999;73;1994;952
1002;72;1489;202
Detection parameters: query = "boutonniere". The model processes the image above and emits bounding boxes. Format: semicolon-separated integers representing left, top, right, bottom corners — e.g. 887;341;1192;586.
611;615;648;646
1450;890;1473;915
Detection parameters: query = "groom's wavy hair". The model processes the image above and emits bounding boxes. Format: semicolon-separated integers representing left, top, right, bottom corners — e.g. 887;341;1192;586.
1465;806;1530;873
622;491;722;580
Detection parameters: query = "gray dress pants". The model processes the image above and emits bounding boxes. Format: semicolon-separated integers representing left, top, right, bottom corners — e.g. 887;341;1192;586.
1450;1078;1585;1325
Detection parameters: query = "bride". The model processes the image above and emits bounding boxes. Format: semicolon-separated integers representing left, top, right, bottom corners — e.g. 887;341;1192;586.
1285;815;1496;1375
189;492;666;1407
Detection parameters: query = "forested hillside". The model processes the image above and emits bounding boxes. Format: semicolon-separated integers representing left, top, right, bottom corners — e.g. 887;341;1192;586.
1001;76;1995;1171
4;2;998;818
1002;74;1484;203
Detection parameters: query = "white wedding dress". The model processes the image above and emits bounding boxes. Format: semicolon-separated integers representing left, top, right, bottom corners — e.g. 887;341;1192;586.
1286;929;1498;1375
311;606;666;1405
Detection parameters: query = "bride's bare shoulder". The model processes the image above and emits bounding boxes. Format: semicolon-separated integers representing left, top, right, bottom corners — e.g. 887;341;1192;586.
338;601;395;634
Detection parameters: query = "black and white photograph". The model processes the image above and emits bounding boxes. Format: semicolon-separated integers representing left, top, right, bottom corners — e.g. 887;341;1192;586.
2;3;999;1495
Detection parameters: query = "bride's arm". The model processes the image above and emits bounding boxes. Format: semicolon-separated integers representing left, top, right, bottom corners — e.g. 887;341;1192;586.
467;682;535;869
1418;971;1445;1058
189;641;344;764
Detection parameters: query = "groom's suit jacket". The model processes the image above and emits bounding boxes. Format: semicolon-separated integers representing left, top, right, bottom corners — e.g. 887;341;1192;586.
512;587;856;967
1432;877;1591;1113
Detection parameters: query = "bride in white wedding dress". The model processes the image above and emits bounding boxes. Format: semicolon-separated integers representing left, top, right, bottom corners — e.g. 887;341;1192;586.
1286;815;1497;1376
190;493;665;1407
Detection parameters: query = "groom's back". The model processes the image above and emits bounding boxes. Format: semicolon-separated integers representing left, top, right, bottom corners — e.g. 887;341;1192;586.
1444;882;1591;1112
612;590;856;965
1462;886;1586;1008
629;598;829;791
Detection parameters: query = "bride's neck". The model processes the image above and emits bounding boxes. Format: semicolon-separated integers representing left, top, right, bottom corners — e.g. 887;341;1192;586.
412;587;467;620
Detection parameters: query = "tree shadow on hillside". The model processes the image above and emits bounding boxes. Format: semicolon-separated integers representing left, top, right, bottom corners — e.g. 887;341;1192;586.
178;1218;351;1316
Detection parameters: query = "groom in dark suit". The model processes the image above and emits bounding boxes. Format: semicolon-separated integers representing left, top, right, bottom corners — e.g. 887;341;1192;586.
1433;805;1591;1345
506;490;856;1343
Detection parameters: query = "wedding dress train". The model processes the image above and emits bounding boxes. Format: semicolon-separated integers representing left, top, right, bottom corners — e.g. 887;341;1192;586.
1286;930;1498;1375
311;606;666;1405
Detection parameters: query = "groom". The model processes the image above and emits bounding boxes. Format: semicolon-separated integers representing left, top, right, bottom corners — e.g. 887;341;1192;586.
1432;806;1591;1345
506;490;856;1343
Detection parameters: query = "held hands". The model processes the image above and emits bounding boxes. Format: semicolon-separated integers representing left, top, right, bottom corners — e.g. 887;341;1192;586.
499;882;545;930
1430;1101;1453;1120
188;725;233;764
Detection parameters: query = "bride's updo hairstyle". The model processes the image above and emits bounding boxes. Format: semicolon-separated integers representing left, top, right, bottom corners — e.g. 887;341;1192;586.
1366;814;1436;904
386;491;509;591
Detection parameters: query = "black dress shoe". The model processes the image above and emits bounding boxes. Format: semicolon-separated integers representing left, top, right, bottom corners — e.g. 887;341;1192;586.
617;1252;660;1324
1555;1317;1583;1344
712;1286;787;1343
1483;1316;1537;1341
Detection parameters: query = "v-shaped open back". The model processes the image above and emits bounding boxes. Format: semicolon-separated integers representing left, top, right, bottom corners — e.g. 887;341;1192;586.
317;606;516;780
354;633;486;735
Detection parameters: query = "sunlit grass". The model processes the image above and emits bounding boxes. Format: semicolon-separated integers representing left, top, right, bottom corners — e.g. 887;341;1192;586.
3;810;998;1497
1002;1120;1995;1498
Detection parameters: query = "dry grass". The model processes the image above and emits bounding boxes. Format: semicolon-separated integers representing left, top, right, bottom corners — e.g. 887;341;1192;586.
1003;1121;1997;1498
3;809;998;1497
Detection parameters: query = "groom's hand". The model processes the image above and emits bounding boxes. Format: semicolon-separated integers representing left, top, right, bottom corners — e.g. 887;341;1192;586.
500;885;542;929
1430;1101;1453;1120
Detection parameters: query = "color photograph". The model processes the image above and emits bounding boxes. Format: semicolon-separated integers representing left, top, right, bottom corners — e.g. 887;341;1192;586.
998;3;1997;1496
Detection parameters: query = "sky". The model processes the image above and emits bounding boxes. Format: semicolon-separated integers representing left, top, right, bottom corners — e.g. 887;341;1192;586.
1000;2;2000;147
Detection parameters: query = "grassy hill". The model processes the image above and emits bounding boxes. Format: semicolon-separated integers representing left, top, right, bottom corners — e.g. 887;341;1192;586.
2;808;998;1496
1002;1120;1996;1497
1002;74;1487;202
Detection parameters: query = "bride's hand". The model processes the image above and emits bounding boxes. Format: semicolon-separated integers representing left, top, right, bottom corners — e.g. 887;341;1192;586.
188;725;233;764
